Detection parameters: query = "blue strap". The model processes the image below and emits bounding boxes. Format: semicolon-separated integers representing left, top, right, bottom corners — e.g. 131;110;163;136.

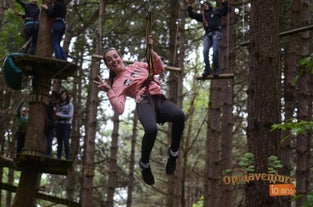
25;21;39;25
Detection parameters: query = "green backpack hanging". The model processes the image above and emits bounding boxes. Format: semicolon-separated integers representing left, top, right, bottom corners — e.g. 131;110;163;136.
2;53;25;90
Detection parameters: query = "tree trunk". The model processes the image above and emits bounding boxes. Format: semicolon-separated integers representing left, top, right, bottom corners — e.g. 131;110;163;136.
0;83;10;206
12;1;55;206
280;0;301;206
126;111;138;207
203;1;234;206
220;0;235;205
204;82;221;207
104;112;119;207
80;25;102;207
246;0;281;206
295;1;311;207
167;0;183;207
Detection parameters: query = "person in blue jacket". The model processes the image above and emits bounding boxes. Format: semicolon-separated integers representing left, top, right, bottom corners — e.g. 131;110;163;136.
15;0;40;54
55;90;74;159
188;0;230;77
42;0;67;61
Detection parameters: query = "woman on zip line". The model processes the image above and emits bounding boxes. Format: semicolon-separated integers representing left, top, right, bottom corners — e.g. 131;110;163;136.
94;36;185;185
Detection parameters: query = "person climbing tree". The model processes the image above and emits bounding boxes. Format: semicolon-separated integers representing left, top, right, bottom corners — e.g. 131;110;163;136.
42;0;67;61
188;0;230;77
15;0;40;54
94;36;185;185
15;103;29;154
55;90;74;159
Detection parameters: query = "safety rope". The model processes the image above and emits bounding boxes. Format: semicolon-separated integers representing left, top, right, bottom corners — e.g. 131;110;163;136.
197;0;209;28
142;3;159;110
20;37;32;53
145;5;154;79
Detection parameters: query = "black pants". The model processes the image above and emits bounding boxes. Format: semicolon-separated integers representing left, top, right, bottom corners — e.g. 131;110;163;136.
136;95;185;163
23;23;39;54
16;131;26;153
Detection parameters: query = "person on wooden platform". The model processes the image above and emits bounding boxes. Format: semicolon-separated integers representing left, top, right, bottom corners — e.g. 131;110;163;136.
188;0;230;78
94;36;185;186
42;0;67;61
44;91;58;157
15;103;29;154
55;90;74;159
15;0;40;54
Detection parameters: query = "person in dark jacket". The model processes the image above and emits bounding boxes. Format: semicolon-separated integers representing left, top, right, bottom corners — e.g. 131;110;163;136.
15;0;40;54
44;91;58;157
42;0;67;61
188;0;230;77
15;103;29;154
55;90;74;159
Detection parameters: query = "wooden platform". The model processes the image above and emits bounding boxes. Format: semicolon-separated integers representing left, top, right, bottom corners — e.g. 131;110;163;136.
14;55;78;79
196;73;234;80
0;155;14;168
0;182;81;206
0;155;73;175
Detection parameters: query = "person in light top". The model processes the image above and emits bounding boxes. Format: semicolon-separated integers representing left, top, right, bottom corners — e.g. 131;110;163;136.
55;90;74;159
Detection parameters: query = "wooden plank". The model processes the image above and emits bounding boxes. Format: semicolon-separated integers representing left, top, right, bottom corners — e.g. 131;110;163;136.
0;155;14;168
14;154;73;175
92;54;181;72
196;73;234;80
1;155;73;175
0;183;81;206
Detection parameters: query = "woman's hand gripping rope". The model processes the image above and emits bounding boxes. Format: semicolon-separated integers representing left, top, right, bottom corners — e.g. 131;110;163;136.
93;75;111;92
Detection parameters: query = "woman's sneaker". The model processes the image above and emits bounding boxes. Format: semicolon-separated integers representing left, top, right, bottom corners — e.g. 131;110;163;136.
166;147;178;175
139;160;155;185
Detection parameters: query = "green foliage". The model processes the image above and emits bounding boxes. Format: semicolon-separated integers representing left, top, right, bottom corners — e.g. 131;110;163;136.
272;118;313;139
267;155;283;174
239;153;283;174
239;152;255;173
303;192;313;207
0;9;24;57
294;53;313;83
299;53;313;75
192;196;204;207
291;192;313;207
222;168;233;175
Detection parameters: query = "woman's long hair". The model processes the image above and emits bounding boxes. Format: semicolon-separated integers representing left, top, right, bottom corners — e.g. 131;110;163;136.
59;90;70;105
